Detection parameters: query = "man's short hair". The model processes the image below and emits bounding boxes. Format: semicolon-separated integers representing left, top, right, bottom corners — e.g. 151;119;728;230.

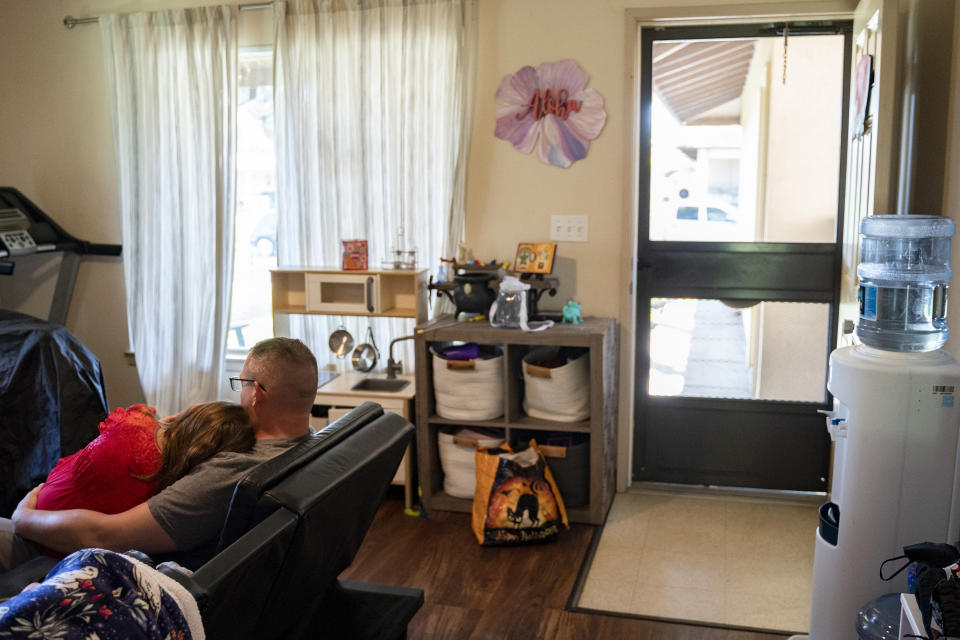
248;338;318;408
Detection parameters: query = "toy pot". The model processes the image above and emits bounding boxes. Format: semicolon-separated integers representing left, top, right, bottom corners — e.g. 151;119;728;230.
453;272;496;316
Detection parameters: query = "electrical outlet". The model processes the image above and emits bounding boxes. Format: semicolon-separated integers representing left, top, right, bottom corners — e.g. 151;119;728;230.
550;215;588;242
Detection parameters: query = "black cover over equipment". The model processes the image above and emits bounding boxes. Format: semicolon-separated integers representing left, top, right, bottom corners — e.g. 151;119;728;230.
0;310;106;515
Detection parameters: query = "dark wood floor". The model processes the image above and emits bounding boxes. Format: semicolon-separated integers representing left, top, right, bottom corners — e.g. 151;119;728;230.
341;497;791;640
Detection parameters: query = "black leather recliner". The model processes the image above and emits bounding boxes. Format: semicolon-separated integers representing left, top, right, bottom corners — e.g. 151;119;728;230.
156;401;423;639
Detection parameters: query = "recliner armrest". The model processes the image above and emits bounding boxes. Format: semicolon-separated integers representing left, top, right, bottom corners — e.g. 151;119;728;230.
156;561;209;612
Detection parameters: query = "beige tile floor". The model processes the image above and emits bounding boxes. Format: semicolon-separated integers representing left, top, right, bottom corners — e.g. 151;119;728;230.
577;488;820;634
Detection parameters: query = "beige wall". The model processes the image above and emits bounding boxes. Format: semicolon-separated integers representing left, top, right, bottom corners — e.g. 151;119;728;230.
1;1;136;408
762;36;843;244
757;35;843;400
466;0;626;316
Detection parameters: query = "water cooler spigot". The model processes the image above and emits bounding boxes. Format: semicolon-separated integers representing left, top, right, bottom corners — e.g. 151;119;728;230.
818;409;848;440
828;417;847;440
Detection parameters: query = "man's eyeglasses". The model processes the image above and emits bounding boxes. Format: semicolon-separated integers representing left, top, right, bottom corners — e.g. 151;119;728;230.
229;377;265;392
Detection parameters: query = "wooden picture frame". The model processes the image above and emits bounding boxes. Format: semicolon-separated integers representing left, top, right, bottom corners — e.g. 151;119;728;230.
514;242;557;274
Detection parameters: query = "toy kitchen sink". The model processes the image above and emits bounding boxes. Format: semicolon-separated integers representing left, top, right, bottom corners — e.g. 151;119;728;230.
351;377;410;392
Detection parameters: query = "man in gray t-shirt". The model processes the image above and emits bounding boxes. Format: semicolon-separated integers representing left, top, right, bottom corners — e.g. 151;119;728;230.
147;436;307;569
5;338;318;574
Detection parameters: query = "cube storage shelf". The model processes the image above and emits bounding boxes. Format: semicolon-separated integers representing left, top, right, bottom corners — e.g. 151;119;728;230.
414;316;617;525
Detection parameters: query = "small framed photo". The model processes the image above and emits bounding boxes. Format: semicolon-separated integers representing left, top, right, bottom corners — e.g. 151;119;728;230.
514;242;557;274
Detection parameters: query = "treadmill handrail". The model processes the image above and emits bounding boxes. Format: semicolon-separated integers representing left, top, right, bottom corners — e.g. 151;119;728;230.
50;240;122;256
0;242;122;261
78;241;122;257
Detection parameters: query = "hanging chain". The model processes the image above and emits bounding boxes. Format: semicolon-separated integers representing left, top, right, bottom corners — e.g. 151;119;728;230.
782;24;789;85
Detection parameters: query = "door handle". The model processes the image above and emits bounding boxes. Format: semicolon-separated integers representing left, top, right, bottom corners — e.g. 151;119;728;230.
365;276;375;312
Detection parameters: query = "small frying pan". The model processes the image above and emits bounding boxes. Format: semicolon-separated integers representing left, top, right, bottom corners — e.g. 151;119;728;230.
328;323;354;358
352;326;379;372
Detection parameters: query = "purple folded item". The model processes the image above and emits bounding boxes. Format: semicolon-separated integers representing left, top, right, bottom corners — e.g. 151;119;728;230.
442;343;480;360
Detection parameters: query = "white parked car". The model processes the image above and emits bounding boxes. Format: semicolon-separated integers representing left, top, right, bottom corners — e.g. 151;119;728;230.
661;201;742;242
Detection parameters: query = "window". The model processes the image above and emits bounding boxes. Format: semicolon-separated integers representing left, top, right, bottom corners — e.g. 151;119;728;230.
649;297;830;402
647;34;845;244
225;3;471;371
228;47;276;354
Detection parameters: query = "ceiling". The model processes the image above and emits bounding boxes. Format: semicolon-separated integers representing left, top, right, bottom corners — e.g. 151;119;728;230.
652;39;757;125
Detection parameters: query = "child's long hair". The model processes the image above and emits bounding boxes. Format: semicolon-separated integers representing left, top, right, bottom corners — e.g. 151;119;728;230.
152;402;255;490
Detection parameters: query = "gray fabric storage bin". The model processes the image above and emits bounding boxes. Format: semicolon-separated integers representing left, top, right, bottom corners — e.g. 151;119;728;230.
544;439;590;508
514;433;590;509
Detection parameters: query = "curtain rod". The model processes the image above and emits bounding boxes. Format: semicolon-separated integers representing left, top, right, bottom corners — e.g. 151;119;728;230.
63;2;273;29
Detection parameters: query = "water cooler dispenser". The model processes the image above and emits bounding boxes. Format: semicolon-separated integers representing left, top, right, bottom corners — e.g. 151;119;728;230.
810;215;960;638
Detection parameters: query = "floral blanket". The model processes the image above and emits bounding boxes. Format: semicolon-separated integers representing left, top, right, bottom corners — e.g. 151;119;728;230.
0;549;204;639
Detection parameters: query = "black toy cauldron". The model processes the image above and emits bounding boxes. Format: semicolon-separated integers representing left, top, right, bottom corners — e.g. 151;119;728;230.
453;272;496;316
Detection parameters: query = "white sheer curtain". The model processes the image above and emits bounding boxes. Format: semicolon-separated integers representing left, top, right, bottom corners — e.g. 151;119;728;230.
273;0;475;371
101;7;238;415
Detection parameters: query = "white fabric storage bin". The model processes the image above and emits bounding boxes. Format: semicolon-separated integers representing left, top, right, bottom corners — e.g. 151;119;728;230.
522;346;590;422
432;347;504;420
437;428;505;499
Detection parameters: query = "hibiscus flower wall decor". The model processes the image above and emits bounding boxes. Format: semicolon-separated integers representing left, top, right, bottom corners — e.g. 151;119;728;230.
494;59;607;168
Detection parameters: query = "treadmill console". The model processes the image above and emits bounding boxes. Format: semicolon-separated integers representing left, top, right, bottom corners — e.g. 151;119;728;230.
0;230;37;255
0;208;37;256
0;188;122;318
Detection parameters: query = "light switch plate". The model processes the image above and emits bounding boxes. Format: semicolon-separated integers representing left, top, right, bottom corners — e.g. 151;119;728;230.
550;215;588;242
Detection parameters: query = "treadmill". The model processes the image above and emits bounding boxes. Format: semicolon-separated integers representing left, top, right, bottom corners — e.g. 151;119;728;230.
0;187;121;325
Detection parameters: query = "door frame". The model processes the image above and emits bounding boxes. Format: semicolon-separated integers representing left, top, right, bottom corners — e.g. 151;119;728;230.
617;6;858;491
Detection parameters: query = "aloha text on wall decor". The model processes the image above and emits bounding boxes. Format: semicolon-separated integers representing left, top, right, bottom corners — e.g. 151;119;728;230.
495;59;606;169
517;89;582;122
